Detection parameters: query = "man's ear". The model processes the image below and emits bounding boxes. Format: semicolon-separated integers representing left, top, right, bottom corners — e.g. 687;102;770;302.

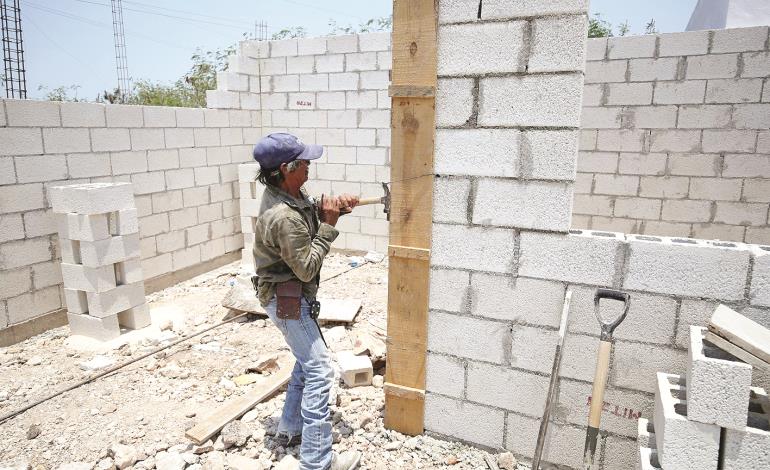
279;162;289;175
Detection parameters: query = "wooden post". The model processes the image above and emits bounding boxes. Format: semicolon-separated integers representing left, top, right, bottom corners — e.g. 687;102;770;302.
384;0;437;436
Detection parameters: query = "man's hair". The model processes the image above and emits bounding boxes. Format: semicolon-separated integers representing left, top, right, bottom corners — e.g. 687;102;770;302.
255;159;303;187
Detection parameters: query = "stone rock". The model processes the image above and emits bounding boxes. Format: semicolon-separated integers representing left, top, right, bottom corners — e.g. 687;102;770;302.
273;455;299;470
95;457;116;470
56;463;92;470
27;356;43;366
181;453;198;465
384;441;402;451
372;375;384;388
233;374;259;386
201;452;225;470
192;440;214;454
111;443;138;469
79;355;116;371
246;353;280;374
26;424;41;440
221;420;249;448
351;331;386;362
241;410;259;423
251;428;266;443
497;452;517;470
155;451;186;470
226;455;263;470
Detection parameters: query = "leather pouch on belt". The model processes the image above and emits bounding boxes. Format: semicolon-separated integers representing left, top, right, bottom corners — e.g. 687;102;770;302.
276;280;302;320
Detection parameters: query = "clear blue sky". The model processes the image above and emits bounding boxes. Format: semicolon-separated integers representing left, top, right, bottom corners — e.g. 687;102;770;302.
17;0;698;100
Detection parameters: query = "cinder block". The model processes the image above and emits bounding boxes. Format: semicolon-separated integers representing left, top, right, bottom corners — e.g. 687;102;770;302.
472;179;572;231
593;174;639;196
654;81;706;105
732;103;770;129
56;213;109;242
466;361;548;415
518;231;623;286
687;325;752;429
577;151;618;173
345;52;377;72
106;105;143;127
723;154;770;177
109;208;139;236
629;58;679;82
328;72;358;91
327;35;358;54
425;394;504;448
637;419;662;470
0;127;44;156
677;104;732;128
714;201;767;225
528;15;586;72
742;51;770;78
585;37;607;61
316;91;346;110
584;60;627;84
704;130;757;153
722;387;770;470
523;130;578;180
297;36;326;55
76;234;141;268
428;310;508;364
359;31;390;52
504;412;588;469
438;22;526;75
623;237;750;300
316;54;345;73
596;129;645;152
175;108;205;127
639;176;689;199
50;183;134;215
649;129;701;152
5;99;59;126
425;353;464;398
658;30;708;56
85;282;145;317
433;177;470;224
711;26;768;53
336;351;372;387
580;106;622;129
42;128;90;154
435;78;474;127
431;224;516;273
435;129;518;177
299;74;329;92
705;78;763;104
472;274;565;327
479;74;583;127
687;54;739;79
270;38;298;57
117;302;151;329
608;35;656;59
61;263;116;293
63;288;88;314
67;153;111;179
572;195;613;216
653;372;720;470
750;246;770;307
67;312;121;341
607;83;653;106
428;267;469;313
617;152;667;176
142;106;176;127
478;0;589;19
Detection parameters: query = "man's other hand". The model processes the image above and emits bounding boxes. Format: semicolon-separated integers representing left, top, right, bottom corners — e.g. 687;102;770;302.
320;195;341;226
337;194;359;212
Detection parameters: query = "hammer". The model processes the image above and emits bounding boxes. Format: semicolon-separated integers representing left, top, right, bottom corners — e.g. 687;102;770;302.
343;182;391;221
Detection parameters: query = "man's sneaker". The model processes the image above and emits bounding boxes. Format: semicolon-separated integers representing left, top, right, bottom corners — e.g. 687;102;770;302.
273;432;302;447
330;451;361;470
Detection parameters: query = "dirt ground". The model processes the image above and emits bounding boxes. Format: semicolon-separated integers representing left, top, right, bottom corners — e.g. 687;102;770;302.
0;253;525;470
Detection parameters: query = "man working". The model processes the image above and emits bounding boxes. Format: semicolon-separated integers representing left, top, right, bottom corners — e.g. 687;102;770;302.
250;133;361;470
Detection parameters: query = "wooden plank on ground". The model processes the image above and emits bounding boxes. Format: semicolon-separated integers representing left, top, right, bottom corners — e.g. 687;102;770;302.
385;0;437;437
704;331;770;373
185;353;294;444
708;304;770;364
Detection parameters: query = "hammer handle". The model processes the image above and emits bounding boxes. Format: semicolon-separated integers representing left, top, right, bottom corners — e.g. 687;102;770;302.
358;196;382;205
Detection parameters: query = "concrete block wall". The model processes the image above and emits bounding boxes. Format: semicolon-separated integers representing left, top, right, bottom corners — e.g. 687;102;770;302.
426;2;770;469
210;33;392;253
576;26;770;244
0;99;249;330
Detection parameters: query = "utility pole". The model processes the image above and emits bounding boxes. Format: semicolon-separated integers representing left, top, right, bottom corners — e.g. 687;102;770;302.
1;0;27;99
110;0;130;102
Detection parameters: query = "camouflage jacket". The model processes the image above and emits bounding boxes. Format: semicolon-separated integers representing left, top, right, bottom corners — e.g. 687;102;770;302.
252;185;339;306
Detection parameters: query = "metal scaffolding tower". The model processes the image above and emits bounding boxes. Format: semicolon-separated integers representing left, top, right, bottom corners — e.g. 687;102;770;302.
1;0;27;99
110;0;130;101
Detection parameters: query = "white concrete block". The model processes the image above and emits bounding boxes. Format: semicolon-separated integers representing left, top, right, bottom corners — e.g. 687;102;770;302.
712;26;768;53
607;83;653;106
75;234;141;268
434;77;474;127
522;130;578;180
0;128;44;156
316;54;345;73
472;0;589;20
433;177;470;224
629;58;679;82
56;213;110;242
424;394;504;449
750;246;770;307
687;326;752;429
529;15;587;73
658;30;709;56
425;353;464;398
585;60;627;84
300;74;329;92
586;37;607;61
742;51;770;78
271;38;298;57
706;78;763;104
67;312;121;341
336;351;372;387
117;302;151;329
51;182;134;216
359;32;390;52
297;36;326;55
608;35;656;59
722;388;770;470
435;128;518;177
317;91;346;110
471;274;565;327
142;106;176;127
431;223;516;273
428;310;508;364
654;81;706;105
467;361;549;415
61;263;116;293
85;282;145;318
428;267;469;313
518;231;623;286
327;35;358;54
0;183;45;214
64;288;88;314
472;179;572;232
653;372;720;470
106;105;143;127
60;101;105;127
623;237;751;300
687;54;739;79
359;71;388;90
42;128;90;154
345;52;377;72
479;74;583;127
108;208;139;236
438;21;526;75
5;99;60;126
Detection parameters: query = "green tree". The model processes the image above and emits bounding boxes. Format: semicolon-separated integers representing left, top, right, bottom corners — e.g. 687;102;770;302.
588;13;613;38
39;84;82;102
328;15;392;35
272;26;308;40
645;18;659;35
617;20;630;37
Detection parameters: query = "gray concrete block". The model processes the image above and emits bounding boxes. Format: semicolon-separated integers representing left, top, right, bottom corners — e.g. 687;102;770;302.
5;99;60;127
579;106;622;129
479;74;583;127
687;326;752;430
705;78;763;104
653;372;720;470
61;263;117;293
428;267;469;313
677;104;732;128
56;213;110;242
472;179;573;232
629;58;679;82
653;81;706;105
433;177;470;224
482;0;589;19
585;60;627;84
733;103;770;129
528;15;587;73
435;78;474;127
117;302;150;330
67;312;121;341
722;387;770;470
596;129;646;152
0;128;44;156
466;361;549;416
606;83;654;106
659;30;709;56
431;223;516;273
712;26;768;53
504;413;589;469
614;343;687;394
608;35;656;59
623;236;751;300
471;274;565;327
522;130;578;180
424;394;505;449
518;231;623;286
509;326;598;382
586;38;607;61
750;246;770;307
742;51;770;78
428;310;508;364
687;53;739;79
435;128;519;177
438;22;526;75
425;353;465;398
51;182;135;215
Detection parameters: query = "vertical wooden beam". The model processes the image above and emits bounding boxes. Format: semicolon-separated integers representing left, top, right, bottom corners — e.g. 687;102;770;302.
384;0;437;436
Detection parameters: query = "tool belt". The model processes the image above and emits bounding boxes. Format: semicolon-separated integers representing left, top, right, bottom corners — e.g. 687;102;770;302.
274;279;322;321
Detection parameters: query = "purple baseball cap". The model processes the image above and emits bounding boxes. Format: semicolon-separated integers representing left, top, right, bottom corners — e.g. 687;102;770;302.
252;133;324;170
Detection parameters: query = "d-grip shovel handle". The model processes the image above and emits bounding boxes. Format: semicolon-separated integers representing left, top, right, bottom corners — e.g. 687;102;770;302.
593;288;630;341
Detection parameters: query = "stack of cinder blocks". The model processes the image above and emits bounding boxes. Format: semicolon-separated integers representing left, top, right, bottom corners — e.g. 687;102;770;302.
238;163;262;272
51;182;150;341
639;322;770;469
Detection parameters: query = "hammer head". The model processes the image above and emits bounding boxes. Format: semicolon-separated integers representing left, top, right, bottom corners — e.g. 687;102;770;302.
381;182;391;221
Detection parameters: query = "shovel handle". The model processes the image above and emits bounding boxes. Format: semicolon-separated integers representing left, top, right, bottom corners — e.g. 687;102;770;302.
594;289;630;341
584;340;612;469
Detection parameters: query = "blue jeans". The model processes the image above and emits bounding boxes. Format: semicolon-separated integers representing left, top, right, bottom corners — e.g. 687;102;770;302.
265;297;334;470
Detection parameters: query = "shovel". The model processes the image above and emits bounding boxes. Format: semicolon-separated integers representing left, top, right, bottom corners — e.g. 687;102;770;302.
583;288;630;470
